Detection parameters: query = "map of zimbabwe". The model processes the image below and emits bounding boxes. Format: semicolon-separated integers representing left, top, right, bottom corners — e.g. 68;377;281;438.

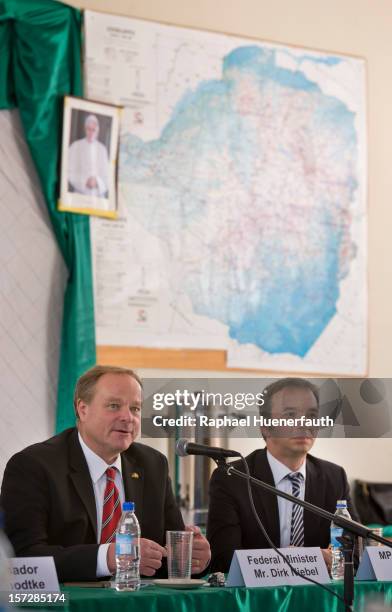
85;12;367;374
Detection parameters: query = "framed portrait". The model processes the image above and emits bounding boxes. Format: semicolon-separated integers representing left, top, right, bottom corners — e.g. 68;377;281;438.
58;96;121;218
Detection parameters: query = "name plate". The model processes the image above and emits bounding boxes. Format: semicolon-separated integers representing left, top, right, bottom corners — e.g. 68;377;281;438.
9;557;60;593
356;547;392;581
227;547;330;587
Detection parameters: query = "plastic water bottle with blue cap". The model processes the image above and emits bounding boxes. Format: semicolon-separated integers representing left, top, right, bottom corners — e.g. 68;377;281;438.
115;502;140;591
330;499;351;580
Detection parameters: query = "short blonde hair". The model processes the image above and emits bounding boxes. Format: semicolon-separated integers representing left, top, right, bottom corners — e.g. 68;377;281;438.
74;364;142;419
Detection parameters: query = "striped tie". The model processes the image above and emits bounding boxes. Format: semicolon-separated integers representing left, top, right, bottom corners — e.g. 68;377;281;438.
288;472;304;547
100;467;122;544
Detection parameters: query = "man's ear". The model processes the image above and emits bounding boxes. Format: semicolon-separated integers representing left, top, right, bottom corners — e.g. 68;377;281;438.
76;399;89;421
260;426;268;441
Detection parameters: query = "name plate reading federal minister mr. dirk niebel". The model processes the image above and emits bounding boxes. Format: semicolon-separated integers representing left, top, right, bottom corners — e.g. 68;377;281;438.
226;548;330;587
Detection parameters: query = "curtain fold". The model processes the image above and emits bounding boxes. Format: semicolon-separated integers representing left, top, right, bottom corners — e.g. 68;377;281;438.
0;0;96;432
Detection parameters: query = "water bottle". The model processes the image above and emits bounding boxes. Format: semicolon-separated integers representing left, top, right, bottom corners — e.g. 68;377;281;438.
0;511;13;612
330;499;351;580
115;502;140;591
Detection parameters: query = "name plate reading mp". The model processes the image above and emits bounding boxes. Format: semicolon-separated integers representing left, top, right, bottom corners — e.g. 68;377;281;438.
9;557;60;593
356;547;392;581
226;547;330;588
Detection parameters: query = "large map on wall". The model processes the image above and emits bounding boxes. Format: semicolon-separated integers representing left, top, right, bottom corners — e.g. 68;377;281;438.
85;11;367;374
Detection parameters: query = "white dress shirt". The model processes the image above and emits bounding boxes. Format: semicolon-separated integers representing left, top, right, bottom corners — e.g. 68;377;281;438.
266;450;306;547
78;433;125;577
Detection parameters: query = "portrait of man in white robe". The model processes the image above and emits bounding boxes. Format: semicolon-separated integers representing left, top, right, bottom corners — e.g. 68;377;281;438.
68;114;110;198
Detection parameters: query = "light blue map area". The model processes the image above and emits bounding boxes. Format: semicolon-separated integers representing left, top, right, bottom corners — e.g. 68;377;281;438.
120;46;358;357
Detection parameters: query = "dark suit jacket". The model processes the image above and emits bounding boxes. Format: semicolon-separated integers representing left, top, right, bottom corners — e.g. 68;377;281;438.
207;448;358;573
1;428;184;582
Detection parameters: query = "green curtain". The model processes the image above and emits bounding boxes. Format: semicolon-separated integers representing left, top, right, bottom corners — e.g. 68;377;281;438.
0;0;96;431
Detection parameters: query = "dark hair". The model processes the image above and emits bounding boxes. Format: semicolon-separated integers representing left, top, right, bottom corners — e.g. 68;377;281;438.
259;377;319;418
74;364;142;419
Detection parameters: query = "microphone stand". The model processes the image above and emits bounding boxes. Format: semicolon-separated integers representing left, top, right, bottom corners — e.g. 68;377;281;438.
215;459;392;611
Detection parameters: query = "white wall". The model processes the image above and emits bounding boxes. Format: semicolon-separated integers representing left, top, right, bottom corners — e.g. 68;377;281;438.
0;111;67;476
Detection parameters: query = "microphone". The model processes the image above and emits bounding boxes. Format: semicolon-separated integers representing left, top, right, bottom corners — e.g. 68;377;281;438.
175;438;241;460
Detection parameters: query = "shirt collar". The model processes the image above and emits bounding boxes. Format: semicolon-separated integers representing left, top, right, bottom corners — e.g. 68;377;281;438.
266;449;306;486
78;432;122;484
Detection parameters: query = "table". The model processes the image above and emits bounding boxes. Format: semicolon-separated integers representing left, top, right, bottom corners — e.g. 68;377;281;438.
16;580;392;612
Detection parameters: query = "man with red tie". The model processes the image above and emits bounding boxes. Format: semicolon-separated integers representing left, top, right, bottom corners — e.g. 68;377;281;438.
1;365;210;581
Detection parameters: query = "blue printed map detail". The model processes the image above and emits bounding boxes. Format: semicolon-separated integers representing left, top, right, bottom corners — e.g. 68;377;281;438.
120;46;358;357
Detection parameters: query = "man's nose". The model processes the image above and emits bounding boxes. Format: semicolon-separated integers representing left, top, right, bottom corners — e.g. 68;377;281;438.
119;406;133;421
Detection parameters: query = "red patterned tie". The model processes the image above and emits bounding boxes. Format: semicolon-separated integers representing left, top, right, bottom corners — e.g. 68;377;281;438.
100;467;122;544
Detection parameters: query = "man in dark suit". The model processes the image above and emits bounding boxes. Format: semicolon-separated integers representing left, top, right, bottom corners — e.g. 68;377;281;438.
207;378;358;573
1;365;210;582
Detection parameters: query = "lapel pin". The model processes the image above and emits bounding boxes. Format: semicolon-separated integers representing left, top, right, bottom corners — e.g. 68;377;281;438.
130;472;140;479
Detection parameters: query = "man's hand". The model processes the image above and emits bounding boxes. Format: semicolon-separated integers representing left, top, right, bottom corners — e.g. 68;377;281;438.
140;538;167;576
185;526;211;574
86;176;98;189
321;547;332;572
107;538;167;577
107;543;116;574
